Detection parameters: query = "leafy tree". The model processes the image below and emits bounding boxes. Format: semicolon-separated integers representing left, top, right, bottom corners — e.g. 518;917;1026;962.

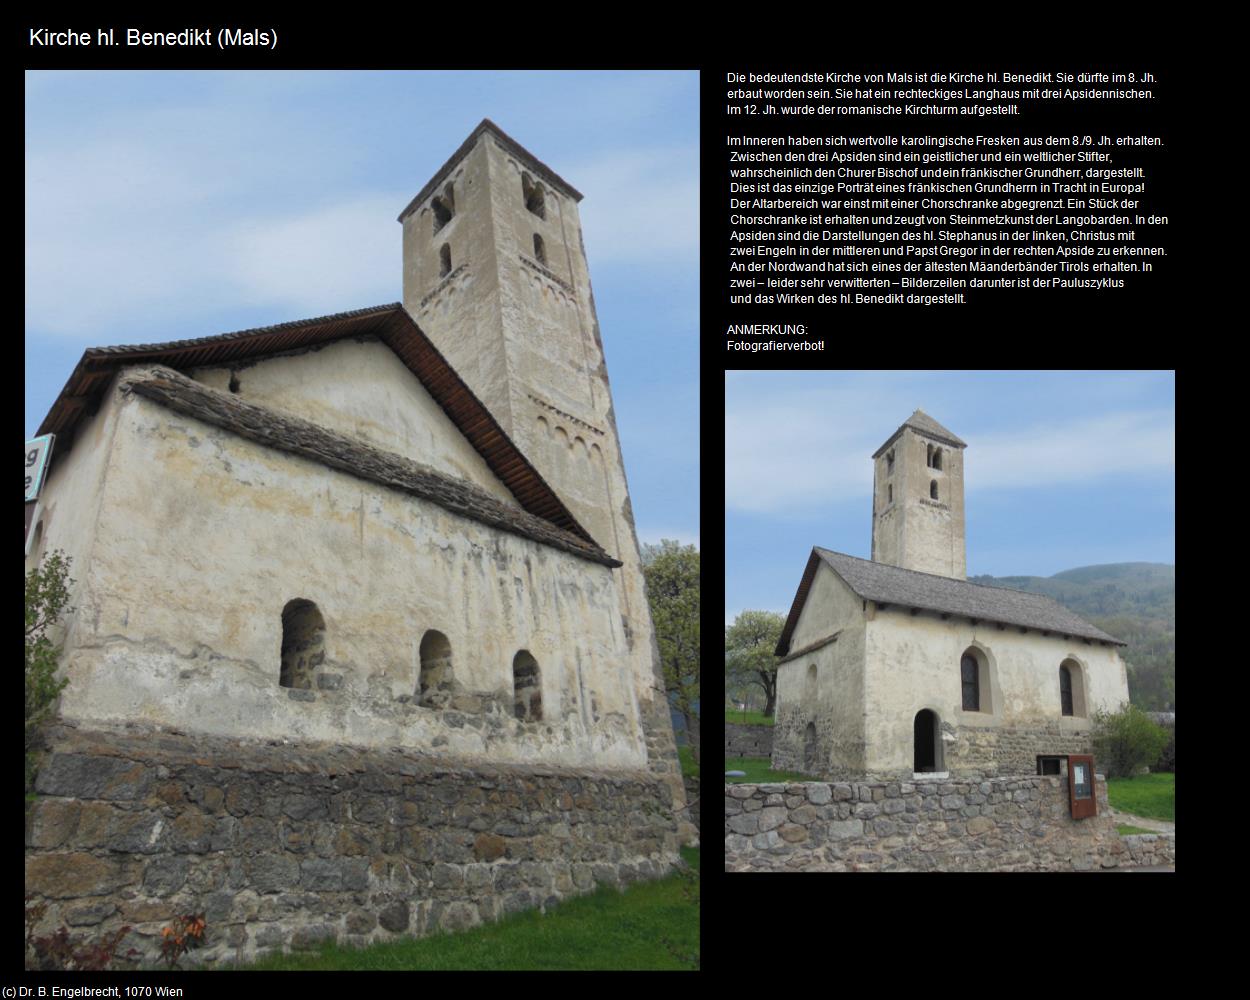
641;540;699;762
725;610;786;718
26;550;73;798
1090;702;1169;779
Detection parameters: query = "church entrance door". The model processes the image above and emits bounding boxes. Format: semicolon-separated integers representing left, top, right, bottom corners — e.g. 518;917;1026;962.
914;710;939;772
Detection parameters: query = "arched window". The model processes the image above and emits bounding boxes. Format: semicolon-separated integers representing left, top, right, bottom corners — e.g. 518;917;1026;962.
533;233;546;264
926;444;934;467
930;479;939;500
280;599;325;690
914;709;942;773
439;243;452;277
522;173;546;219
933;448;943;471
418;630;453;708
432;198;452;234
961;653;980;711
1059;658;1087;717
886;448;895;474
887;484;893;504
513;650;543;721
431;183;455;234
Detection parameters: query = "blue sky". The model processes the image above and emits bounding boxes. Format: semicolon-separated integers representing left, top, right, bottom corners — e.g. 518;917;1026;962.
25;70;699;548
726;370;1175;624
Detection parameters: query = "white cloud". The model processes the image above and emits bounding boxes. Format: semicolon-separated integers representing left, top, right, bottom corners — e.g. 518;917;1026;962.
971;411;1174;490
223;195;400;315
726;376;1174;515
572;147;699;265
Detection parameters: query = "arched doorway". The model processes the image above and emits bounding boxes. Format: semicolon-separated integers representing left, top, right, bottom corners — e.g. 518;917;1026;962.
913;709;941;773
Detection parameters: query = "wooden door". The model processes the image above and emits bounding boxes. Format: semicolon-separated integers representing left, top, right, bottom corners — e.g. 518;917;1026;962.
1067;754;1097;819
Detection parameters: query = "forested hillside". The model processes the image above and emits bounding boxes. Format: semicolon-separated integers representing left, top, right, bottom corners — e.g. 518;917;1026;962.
969;563;1174;710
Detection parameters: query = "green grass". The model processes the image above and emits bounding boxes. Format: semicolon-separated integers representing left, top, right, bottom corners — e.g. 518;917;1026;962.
724;756;811;783
1116;824;1156;836
227;847;699;971
725;710;775;727
1106;772;1174;822
678;743;699;778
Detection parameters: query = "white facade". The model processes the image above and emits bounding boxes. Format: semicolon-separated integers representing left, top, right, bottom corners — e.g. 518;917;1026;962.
773;412;1130;779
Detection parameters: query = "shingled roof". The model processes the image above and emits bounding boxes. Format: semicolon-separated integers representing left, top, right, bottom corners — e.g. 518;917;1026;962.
36;302;599;550
776;547;1125;655
872;409;967;458
118;366;620;567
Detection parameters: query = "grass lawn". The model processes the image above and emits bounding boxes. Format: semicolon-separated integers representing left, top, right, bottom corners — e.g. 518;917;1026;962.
229;847;699;971
724;756;811;783
725;710;774;727
1116;824;1156;835
678;744;699;778
1106;772;1174;822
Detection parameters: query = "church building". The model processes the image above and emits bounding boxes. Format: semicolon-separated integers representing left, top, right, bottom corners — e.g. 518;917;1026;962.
771;410;1130;780
25;121;685;960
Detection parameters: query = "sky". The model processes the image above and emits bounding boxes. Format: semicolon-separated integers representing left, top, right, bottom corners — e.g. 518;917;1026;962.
24;70;699;549
726;370;1175;624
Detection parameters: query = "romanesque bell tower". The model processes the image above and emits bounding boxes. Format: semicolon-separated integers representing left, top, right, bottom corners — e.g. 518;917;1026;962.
870;410;968;579
398;120;684;803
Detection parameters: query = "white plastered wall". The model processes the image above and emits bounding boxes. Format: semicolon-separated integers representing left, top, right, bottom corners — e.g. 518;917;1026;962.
863;609;1130;773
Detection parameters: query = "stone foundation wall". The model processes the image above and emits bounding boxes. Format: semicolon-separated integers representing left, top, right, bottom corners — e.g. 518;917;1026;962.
947;722;1093;776
726;723;774;759
726;774;1173;871
25;724;680;967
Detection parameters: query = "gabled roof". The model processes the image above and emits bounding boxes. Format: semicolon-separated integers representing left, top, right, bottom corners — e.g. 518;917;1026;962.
872;409;967;458
119;366;619;567
776;547;1125;656
37;303;599;550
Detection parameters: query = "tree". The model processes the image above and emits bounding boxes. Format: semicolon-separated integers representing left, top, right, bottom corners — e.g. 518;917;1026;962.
641;540;700;762
725;610;786;717
1089;702;1170;779
26;550;73;799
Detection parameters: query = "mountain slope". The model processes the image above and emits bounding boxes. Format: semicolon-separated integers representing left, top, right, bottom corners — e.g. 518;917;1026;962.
968;563;1174;710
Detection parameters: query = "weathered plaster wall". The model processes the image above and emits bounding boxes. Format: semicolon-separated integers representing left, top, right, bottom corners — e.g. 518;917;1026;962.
400;127;683;817
26;724;680;967
57;388;648;769
863;610;1129;776
25;374;127;656
773;564;866;775
190;338;513;504
726;774;1174;871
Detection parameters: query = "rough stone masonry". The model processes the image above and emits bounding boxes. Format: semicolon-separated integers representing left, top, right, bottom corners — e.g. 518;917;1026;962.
26;723;679;967
726;773;1175;872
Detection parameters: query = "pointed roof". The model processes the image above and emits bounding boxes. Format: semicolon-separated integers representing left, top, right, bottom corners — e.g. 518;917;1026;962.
872;409;967;458
775;547;1124;656
397;118;583;224
37;303;604;554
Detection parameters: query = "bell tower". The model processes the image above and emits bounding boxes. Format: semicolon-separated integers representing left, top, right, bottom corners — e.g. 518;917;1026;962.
870;409;968;579
399;120;684;805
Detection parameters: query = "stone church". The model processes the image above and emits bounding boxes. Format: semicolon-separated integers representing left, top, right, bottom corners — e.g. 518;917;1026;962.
25;121;686;964
771;409;1130;780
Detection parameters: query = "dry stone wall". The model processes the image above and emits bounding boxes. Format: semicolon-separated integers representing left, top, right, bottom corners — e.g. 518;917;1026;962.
725;723;774;759
25;724;680;967
726;774;1174;871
